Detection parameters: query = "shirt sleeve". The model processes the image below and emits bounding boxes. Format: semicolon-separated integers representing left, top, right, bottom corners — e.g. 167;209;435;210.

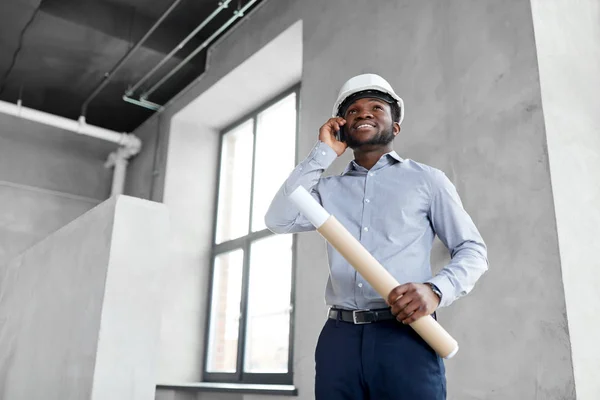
264;140;338;234
426;169;489;308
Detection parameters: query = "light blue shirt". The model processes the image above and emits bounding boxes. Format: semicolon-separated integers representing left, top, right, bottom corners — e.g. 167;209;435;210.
265;141;488;310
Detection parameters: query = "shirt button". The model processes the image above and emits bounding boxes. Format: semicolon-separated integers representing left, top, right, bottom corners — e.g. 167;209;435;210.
368;173;374;177
363;227;369;232
365;199;370;203
358;283;363;288
321;151;326;155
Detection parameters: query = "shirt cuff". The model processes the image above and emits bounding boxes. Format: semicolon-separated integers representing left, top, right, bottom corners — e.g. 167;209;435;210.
426;275;454;308
307;140;338;169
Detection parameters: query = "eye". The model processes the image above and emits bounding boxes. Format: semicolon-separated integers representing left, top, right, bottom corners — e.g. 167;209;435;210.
373;105;383;111
348;109;357;114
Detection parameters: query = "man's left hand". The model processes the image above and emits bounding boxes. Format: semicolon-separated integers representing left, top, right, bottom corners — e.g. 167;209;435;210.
387;283;440;325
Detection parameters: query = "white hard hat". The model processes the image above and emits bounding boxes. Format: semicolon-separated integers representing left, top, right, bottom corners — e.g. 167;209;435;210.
332;73;405;124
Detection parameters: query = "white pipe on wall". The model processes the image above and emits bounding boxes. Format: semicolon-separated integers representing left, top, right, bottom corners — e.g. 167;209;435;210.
0;99;142;196
105;147;131;196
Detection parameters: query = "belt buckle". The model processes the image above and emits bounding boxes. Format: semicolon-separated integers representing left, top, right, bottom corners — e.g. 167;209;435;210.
352;309;370;324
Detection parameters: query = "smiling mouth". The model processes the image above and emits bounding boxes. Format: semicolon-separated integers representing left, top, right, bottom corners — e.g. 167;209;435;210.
354;123;376;130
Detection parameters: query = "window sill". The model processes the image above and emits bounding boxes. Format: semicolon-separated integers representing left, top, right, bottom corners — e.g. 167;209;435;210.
156;382;298;396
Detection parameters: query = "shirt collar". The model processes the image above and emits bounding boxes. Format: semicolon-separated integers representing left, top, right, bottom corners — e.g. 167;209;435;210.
343;150;404;175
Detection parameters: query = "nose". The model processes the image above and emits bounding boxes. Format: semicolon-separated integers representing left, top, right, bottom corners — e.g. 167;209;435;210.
356;108;373;119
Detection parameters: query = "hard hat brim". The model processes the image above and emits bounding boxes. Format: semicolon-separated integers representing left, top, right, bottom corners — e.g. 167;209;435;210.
332;86;405;124
336;90;395;118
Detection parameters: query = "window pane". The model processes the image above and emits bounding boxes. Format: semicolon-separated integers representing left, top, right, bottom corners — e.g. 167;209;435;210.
206;249;244;373
244;234;293;373
251;93;297;231
216;120;254;244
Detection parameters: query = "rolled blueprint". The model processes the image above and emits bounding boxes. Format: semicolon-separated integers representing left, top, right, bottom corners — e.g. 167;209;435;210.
289;186;459;359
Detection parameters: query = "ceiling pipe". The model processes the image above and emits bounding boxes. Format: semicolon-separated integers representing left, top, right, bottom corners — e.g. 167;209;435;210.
125;0;233;99
79;0;184;117
0;99;141;197
140;0;258;100
0;99;140;148
122;95;162;111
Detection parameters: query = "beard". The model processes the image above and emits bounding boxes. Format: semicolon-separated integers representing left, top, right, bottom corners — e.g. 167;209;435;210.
345;123;395;149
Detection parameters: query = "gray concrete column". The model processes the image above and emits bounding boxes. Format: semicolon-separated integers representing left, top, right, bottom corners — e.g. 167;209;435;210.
531;1;600;398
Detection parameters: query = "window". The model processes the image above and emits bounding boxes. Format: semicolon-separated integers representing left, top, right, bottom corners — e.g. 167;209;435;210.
204;87;298;385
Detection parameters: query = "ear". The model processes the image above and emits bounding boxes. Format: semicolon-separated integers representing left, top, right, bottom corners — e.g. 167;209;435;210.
393;122;401;136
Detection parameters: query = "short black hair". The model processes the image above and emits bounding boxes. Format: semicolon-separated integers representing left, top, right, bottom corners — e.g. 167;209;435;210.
338;90;401;123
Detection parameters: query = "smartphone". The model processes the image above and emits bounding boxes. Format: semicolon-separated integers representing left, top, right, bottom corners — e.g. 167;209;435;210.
336;125;347;143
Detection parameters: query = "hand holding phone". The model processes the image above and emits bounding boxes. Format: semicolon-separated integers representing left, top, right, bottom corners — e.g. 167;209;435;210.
318;117;348;156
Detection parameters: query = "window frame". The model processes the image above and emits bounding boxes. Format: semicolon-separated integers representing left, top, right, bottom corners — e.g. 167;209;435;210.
203;84;300;385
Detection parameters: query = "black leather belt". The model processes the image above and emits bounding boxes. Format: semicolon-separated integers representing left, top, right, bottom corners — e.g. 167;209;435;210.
328;307;396;324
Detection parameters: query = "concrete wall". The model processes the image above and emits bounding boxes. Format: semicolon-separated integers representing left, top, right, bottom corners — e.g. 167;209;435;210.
0;113;113;263
128;0;578;398
125;113;170;202
155;117;220;381
0;195;169;400
531;1;600;398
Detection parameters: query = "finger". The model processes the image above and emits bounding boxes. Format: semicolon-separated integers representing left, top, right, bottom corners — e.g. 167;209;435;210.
391;293;415;316
400;302;425;324
337;117;346;125
396;298;420;322
391;292;412;310
323;121;340;137
402;304;427;325
389;296;402;315
387;284;410;305
389;285;415;310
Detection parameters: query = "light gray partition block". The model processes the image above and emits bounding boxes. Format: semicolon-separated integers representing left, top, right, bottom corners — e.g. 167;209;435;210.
0;195;169;400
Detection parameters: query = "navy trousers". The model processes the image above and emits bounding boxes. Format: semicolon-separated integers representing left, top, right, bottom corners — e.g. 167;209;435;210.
315;316;446;399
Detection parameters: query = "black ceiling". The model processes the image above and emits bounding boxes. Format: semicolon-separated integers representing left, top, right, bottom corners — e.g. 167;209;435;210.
0;0;264;132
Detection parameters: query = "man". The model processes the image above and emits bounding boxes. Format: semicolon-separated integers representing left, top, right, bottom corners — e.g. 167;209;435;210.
264;73;488;399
